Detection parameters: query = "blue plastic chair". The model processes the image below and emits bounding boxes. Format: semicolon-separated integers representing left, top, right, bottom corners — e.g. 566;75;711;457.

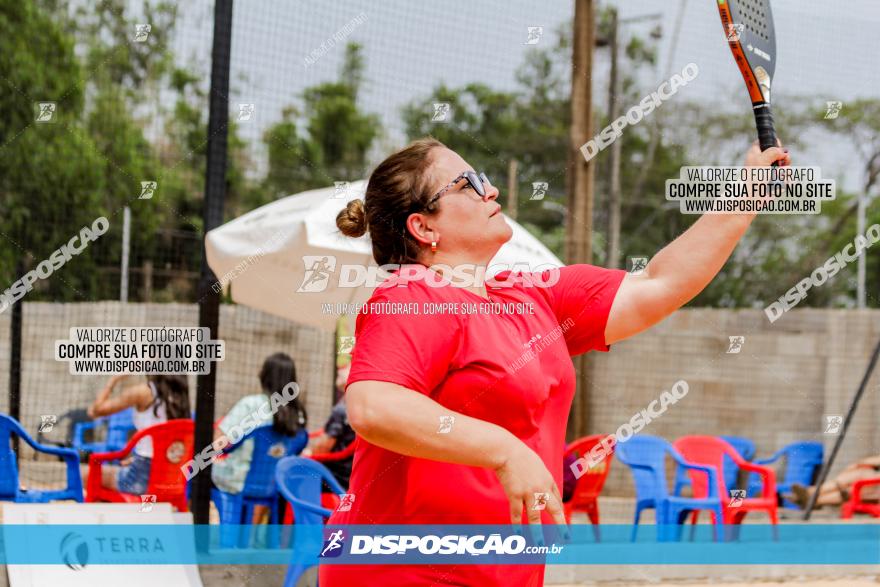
673;435;755;496
35;408;90;449
747;441;823;508
0;413;83;502
616;435;723;542
276;457;345;587
72;408;136;455
211;425;308;548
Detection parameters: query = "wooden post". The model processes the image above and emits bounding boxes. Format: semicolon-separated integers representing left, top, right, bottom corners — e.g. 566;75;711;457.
567;0;596;265
606;8;622;268
142;260;153;302
567;0;597;439
506;159;518;220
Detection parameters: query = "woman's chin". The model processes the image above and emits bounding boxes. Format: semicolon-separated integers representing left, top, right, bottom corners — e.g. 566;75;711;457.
498;221;514;242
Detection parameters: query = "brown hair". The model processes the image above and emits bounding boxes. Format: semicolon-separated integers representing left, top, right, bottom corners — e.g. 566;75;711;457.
258;352;307;436
146;374;190;420
336;137;444;266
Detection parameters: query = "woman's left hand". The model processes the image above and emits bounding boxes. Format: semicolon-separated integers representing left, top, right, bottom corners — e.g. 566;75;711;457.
744;140;790;167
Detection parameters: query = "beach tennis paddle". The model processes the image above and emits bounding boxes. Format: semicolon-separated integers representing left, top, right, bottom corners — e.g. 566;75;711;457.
716;0;779;164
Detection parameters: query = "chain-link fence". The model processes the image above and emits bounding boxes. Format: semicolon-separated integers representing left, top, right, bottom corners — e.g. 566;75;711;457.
3;0;880;567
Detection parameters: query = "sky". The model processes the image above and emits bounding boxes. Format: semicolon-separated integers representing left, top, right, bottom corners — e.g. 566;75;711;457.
159;0;879;192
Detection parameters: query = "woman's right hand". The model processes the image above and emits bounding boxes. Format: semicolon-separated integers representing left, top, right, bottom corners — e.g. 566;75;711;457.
494;439;567;527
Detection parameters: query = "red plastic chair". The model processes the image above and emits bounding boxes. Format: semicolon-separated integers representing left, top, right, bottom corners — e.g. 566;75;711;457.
841;477;880;519
563;434;614;525
673;435;778;532
308;431;358;464
86;419;194;512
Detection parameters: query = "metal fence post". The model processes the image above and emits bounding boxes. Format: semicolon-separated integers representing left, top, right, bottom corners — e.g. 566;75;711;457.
192;0;233;525
9;258;24;456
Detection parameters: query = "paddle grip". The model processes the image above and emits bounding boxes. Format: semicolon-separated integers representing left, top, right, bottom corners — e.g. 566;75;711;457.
753;103;779;167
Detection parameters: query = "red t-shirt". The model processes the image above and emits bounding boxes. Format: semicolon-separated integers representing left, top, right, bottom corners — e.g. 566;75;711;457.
320;263;626;586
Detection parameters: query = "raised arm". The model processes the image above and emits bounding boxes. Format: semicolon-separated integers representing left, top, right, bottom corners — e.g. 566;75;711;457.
858;454;880;467
88;375;147;418
346;380;567;526
604;144;790;345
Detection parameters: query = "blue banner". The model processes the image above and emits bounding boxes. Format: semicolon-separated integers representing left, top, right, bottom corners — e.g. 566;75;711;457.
1;524;878;565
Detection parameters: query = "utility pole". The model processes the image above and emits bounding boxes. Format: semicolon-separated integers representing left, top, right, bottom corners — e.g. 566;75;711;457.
603;10;663;268
634;0;686;197
605;8;622;268
567;0;597;439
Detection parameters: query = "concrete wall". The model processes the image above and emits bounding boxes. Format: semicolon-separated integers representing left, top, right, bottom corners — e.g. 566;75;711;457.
0;302;335;471
0;304;877;496
589;308;880;496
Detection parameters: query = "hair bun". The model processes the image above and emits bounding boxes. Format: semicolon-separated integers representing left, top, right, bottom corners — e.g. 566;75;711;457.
336;198;367;238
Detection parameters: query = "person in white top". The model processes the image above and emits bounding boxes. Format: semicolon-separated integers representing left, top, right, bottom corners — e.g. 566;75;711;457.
87;374;190;495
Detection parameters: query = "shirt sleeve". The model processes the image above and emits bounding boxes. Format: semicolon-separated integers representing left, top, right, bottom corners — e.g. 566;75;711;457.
346;289;462;397
218;395;263;438
537;264;627;356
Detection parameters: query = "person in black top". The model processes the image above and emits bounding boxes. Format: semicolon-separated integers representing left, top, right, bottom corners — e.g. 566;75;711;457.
308;364;355;489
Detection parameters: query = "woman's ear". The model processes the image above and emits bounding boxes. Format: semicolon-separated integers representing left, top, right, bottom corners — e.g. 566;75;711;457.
406;212;438;247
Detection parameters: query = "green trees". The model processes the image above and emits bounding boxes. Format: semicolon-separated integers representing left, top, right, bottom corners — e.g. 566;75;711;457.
0;0;106;300
1;0;259;301
2;2;876;309
1;0;382;303
402;22;687;267
403;26;572;256
400;21;878;309
258;43;381;207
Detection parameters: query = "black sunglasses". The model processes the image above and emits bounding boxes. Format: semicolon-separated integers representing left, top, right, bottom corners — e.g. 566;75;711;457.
426;171;492;209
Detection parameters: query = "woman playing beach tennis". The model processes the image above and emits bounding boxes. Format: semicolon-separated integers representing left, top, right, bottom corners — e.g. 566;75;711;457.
321;137;790;586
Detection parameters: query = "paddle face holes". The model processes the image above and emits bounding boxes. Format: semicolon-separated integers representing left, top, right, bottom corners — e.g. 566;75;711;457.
732;0;771;41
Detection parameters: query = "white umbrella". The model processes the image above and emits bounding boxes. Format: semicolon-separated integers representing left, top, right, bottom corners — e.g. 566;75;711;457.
205;180;563;331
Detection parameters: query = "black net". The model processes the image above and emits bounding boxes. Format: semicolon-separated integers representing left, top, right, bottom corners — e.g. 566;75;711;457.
2;1;880;579
0;0;338;506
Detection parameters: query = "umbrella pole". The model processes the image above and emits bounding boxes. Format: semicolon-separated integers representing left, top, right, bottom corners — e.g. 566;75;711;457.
333;318;340;404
